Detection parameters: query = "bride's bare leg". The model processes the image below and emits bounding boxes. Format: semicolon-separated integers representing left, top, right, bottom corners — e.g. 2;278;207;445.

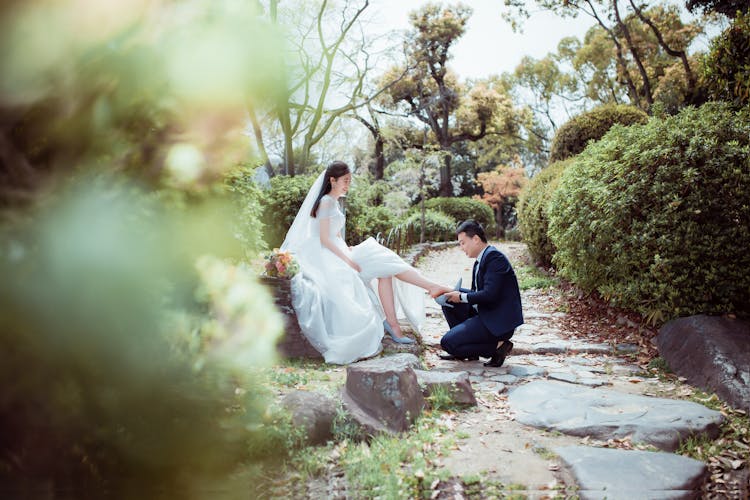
395;269;453;298
378;277;407;338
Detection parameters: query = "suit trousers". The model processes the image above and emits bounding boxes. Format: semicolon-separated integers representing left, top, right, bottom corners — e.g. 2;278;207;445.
440;303;514;359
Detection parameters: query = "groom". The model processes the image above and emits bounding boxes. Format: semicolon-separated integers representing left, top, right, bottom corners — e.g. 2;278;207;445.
437;220;523;367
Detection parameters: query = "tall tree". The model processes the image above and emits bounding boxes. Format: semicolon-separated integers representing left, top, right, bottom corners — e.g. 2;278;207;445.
557;33;627;105
512;55;581;132
252;0;391;175
380;3;503;196
476;166;527;237
504;0;704;112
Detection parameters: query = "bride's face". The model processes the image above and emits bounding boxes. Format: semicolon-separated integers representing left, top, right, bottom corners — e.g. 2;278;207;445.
330;173;352;197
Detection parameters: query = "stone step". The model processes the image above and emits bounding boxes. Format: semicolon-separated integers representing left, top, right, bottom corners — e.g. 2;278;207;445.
508;380;724;451
555;446;707;500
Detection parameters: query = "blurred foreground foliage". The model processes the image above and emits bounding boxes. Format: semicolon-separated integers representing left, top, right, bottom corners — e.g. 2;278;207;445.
0;179;285;494
0;0;294;495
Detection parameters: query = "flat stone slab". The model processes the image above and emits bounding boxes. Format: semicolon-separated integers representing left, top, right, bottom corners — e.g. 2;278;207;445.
549;371;578;384
569;343;613;355
508;365;548;378
531;342;569;354
508;381;724;451
555;446;707;499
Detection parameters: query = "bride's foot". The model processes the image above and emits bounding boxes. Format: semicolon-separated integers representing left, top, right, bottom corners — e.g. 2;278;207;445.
383;320;415;344
428;284;453;298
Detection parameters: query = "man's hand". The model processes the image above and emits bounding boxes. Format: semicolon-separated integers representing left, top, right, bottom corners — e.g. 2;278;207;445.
442;291;461;303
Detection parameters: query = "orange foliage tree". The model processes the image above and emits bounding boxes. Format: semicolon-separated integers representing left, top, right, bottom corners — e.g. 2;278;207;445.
475;166;527;237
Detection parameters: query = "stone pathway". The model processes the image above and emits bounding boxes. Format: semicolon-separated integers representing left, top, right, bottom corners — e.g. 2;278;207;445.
411;242;722;498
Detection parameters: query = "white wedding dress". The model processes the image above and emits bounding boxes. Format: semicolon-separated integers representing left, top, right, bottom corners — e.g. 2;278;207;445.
281;176;424;364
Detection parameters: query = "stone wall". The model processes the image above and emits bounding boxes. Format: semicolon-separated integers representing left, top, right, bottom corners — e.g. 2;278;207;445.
259;276;321;360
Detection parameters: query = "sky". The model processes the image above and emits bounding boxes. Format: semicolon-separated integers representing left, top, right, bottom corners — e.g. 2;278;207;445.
367;0;597;79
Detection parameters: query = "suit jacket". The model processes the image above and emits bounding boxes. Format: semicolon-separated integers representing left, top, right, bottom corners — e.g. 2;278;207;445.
463;246;523;337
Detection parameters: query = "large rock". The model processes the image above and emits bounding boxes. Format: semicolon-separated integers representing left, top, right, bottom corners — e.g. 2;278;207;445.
555;446;707;499
658;315;750;412
413;369;476;406
342;354;425;435
508;381;724;451
280;390;337;445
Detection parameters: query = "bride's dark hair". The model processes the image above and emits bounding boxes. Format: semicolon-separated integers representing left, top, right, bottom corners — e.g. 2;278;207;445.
311;161;351;217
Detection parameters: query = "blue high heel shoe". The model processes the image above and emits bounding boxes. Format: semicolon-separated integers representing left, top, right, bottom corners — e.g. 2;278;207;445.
383;320;415;344
434;278;462;308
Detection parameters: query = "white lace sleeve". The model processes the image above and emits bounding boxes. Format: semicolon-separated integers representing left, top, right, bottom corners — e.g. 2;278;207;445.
317;196;338;219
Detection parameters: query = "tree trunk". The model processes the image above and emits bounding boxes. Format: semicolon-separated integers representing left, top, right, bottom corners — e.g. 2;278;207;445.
613;0;653;108
628;0;696;102
280;108;295;176
495;206;504;239
246;102;272;174
586;0;641;109
439;150;452;197
373;136;384;181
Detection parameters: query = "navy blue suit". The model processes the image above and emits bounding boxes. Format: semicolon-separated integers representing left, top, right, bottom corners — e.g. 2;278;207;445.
440;246;524;359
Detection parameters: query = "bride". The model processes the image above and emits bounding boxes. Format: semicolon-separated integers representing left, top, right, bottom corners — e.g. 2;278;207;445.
281;161;451;364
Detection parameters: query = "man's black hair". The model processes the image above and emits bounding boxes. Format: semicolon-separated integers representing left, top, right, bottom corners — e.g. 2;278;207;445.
456;219;487;243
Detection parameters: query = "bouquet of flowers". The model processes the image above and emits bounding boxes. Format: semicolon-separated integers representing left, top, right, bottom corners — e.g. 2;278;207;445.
264;249;299;279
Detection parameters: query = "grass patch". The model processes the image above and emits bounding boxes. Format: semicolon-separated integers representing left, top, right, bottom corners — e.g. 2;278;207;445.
341;416;449;498
533;446;558;460
455;430;471;440
461;475;528;499
424;384;471;412
515;265;558;291
263;361;340;392
676;389;750;480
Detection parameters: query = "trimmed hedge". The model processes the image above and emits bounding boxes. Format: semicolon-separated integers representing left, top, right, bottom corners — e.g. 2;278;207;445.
353;205;400;241
517;160;570;267
424;197;495;233
549;104;648;163
548;102;750;324
403;209;457;242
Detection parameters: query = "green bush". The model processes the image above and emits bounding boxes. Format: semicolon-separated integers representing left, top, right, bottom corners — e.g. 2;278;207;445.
424;197;495;233
225;165;268;256
517;160;570;267
261;174;318;249
341;180;370;245
404;209;456;242
353;206;401;240
702;11;750;108
548;102;750;324
549;104;649;163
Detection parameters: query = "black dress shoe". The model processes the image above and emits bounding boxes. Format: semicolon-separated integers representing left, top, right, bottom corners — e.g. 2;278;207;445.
484;340;513;367
439;353;479;361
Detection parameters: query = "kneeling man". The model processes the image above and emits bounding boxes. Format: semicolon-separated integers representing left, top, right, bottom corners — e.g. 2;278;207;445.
437;220;523;367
